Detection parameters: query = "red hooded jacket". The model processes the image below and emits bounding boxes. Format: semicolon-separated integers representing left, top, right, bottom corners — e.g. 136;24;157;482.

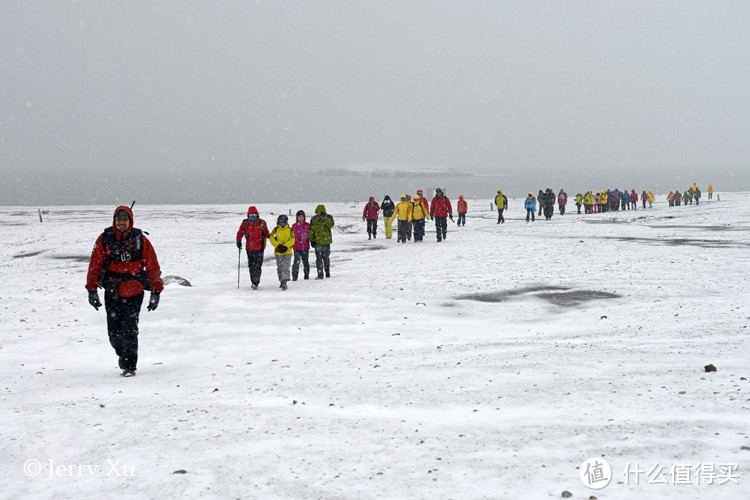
86;205;164;297
237;206;270;251
362;198;380;220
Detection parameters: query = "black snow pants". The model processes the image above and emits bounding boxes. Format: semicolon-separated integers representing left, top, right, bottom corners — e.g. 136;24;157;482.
246;249;265;286
434;217;447;241
105;291;144;371
397;220;409;242
366;219;377;237
292;249;310;280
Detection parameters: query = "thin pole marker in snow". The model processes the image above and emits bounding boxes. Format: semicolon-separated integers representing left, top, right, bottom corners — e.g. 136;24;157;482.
237;249;241;289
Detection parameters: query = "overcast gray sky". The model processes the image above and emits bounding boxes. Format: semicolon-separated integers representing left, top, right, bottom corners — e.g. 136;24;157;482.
2;0;749;205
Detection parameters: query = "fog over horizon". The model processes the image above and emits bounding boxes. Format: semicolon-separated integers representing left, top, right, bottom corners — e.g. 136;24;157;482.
2;1;749;206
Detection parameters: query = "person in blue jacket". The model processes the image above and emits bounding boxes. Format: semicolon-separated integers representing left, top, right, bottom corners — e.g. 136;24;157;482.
524;193;536;222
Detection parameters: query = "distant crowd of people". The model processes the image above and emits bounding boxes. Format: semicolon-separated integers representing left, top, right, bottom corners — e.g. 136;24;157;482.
234;182;715;291
666;183;710;206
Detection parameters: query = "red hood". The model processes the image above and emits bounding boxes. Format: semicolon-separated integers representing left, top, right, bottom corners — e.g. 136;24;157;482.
247;206;259;217
112;205;133;233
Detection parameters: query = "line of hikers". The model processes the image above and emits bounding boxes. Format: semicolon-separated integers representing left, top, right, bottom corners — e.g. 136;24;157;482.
520;188;651;222
236;183;716;290
362;188;457;243
667;183;705;206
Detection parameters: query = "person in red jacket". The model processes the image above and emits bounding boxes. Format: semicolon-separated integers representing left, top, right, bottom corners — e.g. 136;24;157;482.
456;195;468;226
362;196;380;240
416;189;429;214
236;206;270;290
430;188;453;241
86;206;164;377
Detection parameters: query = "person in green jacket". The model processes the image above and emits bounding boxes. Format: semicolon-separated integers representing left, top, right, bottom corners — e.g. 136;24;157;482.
309;204;335;279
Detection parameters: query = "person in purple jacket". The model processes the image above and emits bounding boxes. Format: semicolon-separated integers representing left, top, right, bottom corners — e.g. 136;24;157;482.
291;210;310;281
362;196;380;240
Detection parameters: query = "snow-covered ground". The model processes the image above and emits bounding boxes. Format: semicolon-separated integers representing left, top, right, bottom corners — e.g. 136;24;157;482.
1;194;748;499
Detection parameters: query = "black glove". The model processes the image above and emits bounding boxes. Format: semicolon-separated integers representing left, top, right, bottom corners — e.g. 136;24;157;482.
276;245;288;253
449;214;454;222
236;240;242;249
319;211;326;217
310;240;316;248
88;290;101;311
147;291;160;311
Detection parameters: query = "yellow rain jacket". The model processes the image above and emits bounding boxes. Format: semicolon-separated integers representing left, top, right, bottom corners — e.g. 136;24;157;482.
412;196;430;220
495;190;507;209
392;197;413;222
269;225;295;256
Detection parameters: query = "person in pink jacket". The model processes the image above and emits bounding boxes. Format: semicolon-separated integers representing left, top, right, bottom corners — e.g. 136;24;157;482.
558;189;568;215
291;210;310;280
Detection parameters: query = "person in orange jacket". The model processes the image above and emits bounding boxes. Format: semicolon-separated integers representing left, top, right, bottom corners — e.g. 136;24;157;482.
86;206;164;377
457;195;468;226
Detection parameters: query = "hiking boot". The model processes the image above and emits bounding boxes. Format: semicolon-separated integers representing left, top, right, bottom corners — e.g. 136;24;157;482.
325;272;330;278
251;284;258;290
292;276;298;281
121;369;136;377
315;276;324;280
281;281;288;290
304;274;309;280
118;357;125;370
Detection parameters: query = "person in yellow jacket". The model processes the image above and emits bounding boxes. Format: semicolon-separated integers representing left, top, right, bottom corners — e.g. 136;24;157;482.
494;189;508;223
647;190;655;208
583;191;594;214
599;191;608;213
411;194;430;242
269;214;296;290
707;184;713;200
392;195;413;243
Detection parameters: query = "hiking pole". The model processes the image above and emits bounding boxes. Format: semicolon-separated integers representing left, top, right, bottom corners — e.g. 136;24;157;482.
237;248;241;289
